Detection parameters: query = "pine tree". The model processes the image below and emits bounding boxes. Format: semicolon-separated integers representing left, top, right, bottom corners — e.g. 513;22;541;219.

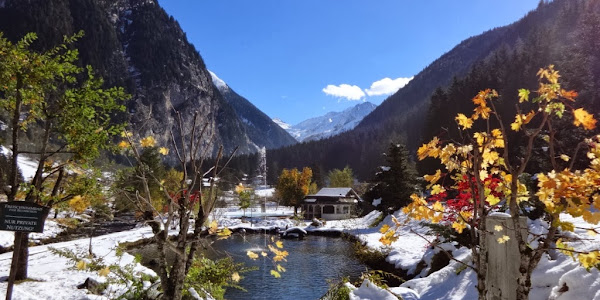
364;143;417;213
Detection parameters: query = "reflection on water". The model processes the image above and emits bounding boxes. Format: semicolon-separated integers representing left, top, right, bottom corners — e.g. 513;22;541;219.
205;234;367;300
132;234;367;300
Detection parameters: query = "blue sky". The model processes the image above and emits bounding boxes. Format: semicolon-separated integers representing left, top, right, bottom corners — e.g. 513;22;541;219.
160;0;541;125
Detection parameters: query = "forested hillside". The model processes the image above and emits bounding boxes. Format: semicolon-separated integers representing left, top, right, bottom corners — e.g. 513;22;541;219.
262;0;600;182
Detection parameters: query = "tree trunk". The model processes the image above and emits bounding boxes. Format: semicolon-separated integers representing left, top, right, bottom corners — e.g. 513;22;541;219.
14;232;29;280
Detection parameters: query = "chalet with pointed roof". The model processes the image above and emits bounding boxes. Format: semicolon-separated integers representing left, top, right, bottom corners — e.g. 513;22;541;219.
302;187;359;220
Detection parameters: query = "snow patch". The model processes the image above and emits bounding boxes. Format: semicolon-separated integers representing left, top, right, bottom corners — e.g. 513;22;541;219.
0;146;39;181
272;118;291;130
348;279;398;300
208;70;229;91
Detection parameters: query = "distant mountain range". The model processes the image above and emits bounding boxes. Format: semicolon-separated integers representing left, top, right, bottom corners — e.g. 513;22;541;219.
273;102;377;142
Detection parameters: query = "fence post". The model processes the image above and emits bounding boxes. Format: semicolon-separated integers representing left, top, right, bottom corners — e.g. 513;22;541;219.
485;215;527;300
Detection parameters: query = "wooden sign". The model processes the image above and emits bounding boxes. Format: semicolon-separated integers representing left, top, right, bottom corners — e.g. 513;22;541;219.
0;201;50;233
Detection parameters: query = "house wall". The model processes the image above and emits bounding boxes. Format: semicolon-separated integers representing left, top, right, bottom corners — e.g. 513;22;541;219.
303;203;354;220
321;212;351;221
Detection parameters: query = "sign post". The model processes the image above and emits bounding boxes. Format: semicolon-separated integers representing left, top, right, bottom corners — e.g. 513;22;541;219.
0;201;50;300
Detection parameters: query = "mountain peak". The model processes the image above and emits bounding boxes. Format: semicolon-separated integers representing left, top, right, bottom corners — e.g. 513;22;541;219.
280;102;377;142
272;118;291;130
208;70;229;91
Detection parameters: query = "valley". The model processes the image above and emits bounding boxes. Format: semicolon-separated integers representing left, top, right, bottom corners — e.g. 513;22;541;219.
1;0;600;299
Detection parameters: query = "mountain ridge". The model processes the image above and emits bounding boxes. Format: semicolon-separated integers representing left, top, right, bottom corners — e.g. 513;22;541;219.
0;0;294;159
274;102;377;142
264;0;599;180
209;71;297;150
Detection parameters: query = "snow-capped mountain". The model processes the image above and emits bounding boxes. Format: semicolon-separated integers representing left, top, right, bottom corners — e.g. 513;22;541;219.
272;118;291;130
275;102;377;142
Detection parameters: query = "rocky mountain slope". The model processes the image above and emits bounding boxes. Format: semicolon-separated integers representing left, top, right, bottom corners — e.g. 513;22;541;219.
0;0;293;158
209;71;297;150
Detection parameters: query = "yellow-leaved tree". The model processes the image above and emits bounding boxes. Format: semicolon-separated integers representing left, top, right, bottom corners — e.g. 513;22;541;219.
382;66;600;300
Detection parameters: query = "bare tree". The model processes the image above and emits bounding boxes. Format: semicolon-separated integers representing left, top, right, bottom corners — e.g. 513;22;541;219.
119;110;236;300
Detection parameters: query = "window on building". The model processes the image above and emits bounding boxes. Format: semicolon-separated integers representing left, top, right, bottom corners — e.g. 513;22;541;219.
323;205;334;214
343;206;349;214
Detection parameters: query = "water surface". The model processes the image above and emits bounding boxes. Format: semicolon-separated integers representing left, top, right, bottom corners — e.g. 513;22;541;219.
204;234;367;300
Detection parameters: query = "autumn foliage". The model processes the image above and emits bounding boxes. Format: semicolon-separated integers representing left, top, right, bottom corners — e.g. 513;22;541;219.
382;66;600;299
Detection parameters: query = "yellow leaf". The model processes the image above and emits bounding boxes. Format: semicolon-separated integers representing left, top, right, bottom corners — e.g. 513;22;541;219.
459;211;473;221
479;170;488;181
277;264;286;272
473;105;491;120
573;108;597;130
518;89;530;103
261;251;268;257
486;194;500;206
276;241;284;249
455;113;473;129
558;221;575;232
452;222;466;234
118;140;129;149
247;251;259;260
69;195;89;214
424;170;442;185
218;228;232;239
494;225;503;232
431;184;445;195
208;220;218;235
497;235;510;244
140;136;156;148
76;260;87;270
379;224;391;234
417;144;429;161
474;132;485;146
159;147;169;155
120;131;133;138
472;90;488;106
560;154;570;162
432;201;444;212
231;272;241;282
98;267;110;277
511;115;523;131
270;270;281;278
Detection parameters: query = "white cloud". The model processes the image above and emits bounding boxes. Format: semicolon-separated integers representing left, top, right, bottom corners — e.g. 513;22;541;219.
365;76;413;96
322;84;366;101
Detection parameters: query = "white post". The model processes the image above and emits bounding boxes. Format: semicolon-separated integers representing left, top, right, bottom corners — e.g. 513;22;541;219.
485;215;527;300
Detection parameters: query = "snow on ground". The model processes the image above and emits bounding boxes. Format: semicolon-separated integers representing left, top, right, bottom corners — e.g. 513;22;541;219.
346;279;399;300
0;225;157;300
0;198;598;300
392;214;600;300
335;210;433;273
253;187;275;198
0;146;38;181
0;219;64;249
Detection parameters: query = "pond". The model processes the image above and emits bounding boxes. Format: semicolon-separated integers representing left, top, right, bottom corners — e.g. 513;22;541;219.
133;234;368;300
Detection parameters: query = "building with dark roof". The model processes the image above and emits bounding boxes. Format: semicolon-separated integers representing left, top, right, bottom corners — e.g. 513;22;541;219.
302;187;359;220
